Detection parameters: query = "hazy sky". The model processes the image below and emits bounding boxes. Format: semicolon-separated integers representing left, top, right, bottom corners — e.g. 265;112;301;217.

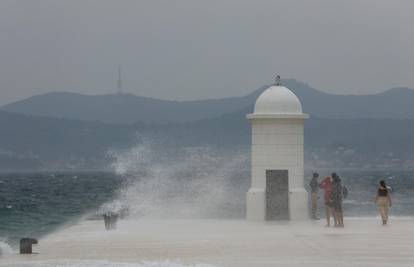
0;0;413;105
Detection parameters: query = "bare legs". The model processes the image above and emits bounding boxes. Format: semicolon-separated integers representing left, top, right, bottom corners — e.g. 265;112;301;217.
325;205;333;227
311;192;318;219
334;210;344;227
377;197;389;225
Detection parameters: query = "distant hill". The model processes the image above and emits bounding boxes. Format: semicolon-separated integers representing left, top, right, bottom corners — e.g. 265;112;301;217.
295;85;414;120
0;89;264;125
0;110;135;170
1;109;414;171
2;80;414;124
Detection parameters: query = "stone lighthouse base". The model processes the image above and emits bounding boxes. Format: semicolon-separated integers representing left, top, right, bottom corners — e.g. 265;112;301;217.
246;188;266;221
288;187;308;220
246;187;308;221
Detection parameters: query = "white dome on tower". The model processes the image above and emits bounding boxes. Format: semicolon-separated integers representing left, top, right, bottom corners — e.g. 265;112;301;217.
254;85;303;115
246;75;309;222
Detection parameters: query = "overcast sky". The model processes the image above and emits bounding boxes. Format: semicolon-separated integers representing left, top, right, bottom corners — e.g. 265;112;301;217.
0;0;413;105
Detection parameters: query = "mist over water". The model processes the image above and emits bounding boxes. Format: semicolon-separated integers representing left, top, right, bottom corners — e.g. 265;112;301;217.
104;139;414;220
1;137;414;257
104;140;250;219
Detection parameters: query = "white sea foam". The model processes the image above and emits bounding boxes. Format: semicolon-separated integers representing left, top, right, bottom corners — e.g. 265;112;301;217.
0;239;14;257
104;139;249;219
0;260;218;267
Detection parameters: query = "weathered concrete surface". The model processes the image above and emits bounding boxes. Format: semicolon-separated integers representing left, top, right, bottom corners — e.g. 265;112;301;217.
2;218;414;267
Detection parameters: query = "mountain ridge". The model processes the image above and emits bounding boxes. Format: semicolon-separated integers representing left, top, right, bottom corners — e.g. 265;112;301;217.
2;80;414;124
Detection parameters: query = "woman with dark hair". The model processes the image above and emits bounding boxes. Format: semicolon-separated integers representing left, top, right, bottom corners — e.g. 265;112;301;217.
375;180;392;225
331;173;344;227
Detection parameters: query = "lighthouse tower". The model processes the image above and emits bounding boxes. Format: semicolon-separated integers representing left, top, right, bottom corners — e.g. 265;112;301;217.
246;76;309;221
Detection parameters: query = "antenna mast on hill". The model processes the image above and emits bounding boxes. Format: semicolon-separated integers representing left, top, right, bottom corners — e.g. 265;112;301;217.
117;66;123;95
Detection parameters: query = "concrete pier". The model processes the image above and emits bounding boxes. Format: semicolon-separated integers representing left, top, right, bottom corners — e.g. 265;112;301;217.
2;217;414;267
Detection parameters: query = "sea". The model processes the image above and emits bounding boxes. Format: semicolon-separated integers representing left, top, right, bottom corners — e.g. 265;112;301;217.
0;172;124;248
1;170;414;252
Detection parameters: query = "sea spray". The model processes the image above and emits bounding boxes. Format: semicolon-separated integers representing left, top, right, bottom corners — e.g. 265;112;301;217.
104;139;249;219
0;238;14;257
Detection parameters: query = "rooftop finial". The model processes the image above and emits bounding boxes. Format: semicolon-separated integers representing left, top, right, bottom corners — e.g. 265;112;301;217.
275;75;281;86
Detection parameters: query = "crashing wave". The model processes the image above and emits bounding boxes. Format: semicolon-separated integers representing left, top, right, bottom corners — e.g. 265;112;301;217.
0;239;14;257
103;139;249;219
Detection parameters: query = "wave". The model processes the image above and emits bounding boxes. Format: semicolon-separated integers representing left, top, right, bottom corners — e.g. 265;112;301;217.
103;140;249;219
0;238;14;257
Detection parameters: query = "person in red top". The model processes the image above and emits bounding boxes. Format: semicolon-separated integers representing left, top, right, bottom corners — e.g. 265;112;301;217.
319;176;333;227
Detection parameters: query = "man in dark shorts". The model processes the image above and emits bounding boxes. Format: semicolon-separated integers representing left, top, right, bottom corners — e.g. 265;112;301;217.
309;172;320;220
331;173;344;227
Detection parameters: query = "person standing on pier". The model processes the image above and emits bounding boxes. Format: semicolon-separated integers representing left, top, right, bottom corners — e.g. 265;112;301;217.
375;180;392;225
309;172;320;220
332;173;344;227
319;176;333;227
